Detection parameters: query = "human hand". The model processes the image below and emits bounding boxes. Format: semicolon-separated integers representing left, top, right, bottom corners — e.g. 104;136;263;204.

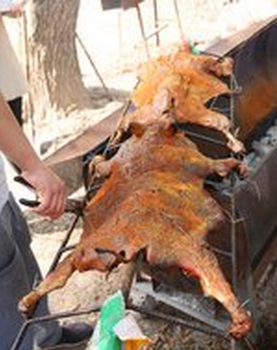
20;164;67;220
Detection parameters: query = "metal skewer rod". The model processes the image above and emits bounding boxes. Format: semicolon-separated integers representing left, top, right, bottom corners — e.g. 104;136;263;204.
10;306;101;350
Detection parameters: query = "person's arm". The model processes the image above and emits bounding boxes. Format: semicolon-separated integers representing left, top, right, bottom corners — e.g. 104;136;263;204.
0;92;66;219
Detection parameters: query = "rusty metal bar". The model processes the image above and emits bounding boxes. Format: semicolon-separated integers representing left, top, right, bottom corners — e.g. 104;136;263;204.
182;129;227;146
142;23;168;42
47;212;81;275
10;306;101;350
230;74;238;295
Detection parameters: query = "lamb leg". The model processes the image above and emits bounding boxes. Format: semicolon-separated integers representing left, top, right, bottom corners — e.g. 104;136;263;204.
183;251;252;339
194;109;244;154
18;254;76;318
211;157;247;178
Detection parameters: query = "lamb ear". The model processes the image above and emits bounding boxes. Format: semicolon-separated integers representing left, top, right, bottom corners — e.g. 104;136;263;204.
153;88;171;116
129;121;146;137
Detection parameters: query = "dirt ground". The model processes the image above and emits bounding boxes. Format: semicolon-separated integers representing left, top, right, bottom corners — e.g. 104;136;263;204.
6;0;277;349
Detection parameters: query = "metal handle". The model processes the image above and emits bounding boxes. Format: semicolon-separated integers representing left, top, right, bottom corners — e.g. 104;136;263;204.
14;175;35;190
19;198;40;208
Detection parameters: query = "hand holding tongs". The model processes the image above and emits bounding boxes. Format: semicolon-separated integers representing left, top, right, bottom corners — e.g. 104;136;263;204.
14;175;85;215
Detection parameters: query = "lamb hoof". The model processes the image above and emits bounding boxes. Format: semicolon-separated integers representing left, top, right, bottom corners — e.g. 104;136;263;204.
18;292;39;319
229;311;252;339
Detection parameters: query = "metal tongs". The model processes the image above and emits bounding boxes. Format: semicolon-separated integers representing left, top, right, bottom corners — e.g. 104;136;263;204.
14;175;85;215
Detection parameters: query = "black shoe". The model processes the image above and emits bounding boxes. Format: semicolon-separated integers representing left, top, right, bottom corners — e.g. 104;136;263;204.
57;322;93;345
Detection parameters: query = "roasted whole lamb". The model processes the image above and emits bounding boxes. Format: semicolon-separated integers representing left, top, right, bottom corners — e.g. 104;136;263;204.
19;83;251;338
19;50;253;340
129;50;244;153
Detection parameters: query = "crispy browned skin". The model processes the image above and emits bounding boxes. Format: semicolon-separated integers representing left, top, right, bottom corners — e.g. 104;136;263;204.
130;50;244;153
18;105;251;339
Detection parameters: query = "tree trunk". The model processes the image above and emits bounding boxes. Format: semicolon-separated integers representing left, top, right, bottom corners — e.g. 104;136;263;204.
25;0;97;148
